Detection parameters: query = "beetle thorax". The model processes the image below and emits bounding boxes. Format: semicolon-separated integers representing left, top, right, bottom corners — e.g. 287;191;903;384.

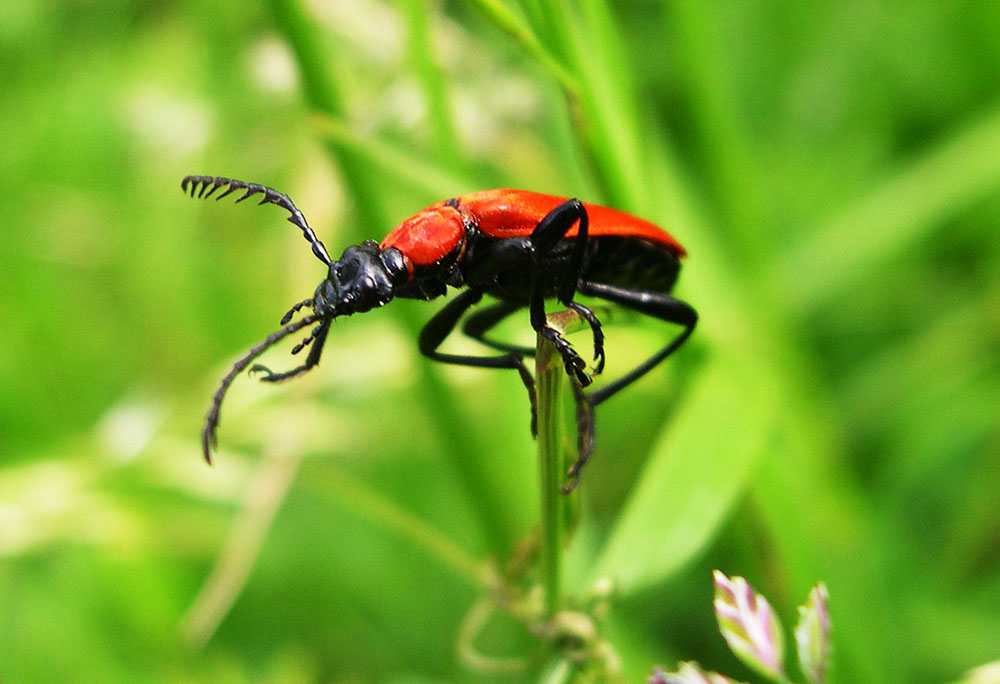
313;240;407;317
379;203;465;270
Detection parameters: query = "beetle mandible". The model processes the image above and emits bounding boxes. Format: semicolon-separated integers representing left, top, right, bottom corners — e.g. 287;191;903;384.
183;176;697;490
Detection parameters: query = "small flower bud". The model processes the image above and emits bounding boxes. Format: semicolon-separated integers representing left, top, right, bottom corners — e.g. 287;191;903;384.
713;570;786;681
795;582;831;684
650;662;747;684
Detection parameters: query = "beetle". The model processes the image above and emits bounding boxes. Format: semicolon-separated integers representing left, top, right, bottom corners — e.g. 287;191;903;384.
183;175;697;490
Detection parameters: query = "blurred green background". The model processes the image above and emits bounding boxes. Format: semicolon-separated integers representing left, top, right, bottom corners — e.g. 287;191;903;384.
2;0;999;682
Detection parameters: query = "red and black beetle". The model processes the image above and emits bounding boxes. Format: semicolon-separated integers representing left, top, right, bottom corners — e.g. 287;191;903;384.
183;176;697;489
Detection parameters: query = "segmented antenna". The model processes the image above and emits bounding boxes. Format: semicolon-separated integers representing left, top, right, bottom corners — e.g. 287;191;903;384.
201;313;322;463
182;175;333;266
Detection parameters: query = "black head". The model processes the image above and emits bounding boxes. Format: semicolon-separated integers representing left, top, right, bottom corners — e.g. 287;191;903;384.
181;175;407;463
314;241;408;318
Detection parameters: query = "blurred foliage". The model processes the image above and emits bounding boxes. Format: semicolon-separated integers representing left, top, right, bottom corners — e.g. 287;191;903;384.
2;0;1000;682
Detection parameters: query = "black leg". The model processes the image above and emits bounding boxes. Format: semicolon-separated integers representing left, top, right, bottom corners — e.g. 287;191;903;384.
562;378;596;493
554;282;694;489
462;300;535;356
577;280;697;406
452;202;600;385
527;198;589;329
419;289;538;430
524;199;601;385
526;198;590;306
566;301;605;374
456;298;602;441
421;289;541;373
463;298;604;378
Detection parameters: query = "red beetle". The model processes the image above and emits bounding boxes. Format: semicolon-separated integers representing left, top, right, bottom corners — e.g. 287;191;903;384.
183;177;697;489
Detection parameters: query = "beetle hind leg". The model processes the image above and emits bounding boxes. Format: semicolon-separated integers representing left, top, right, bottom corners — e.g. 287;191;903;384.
556;282;696;488
577;280;697;406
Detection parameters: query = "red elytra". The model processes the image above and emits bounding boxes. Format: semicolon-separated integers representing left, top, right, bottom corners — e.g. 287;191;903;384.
381;189;686;269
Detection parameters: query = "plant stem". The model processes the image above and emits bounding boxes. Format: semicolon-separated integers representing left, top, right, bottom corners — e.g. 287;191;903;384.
536;322;566;617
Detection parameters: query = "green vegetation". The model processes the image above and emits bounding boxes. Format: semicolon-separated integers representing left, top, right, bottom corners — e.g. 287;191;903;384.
2;1;999;682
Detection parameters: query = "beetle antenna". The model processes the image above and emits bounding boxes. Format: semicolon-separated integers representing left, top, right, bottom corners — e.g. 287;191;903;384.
202;313;321;464
182;175;333;266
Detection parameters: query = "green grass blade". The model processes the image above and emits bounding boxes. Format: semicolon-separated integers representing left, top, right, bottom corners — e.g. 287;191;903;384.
536;323;567;616
268;0;388;230
782;100;1000;312
400;0;466;174
311;114;471;198
593;352;771;596
463;0;578;93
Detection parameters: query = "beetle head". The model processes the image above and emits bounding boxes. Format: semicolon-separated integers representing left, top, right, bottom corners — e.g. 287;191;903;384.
314;240;408;317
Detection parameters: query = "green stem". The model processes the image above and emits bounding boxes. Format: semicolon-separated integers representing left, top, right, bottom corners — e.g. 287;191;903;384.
536;325;565;617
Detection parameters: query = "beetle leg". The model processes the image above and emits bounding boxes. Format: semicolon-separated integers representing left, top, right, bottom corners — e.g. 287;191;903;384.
524;199;604;385
562;379;596;493
420;289;538;433
566;301;605;374
462;300;535;356
556;285;695;489
527;198;590;309
538;326;589;386
577;281;697;406
463;300;603;379
250;319;331;383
